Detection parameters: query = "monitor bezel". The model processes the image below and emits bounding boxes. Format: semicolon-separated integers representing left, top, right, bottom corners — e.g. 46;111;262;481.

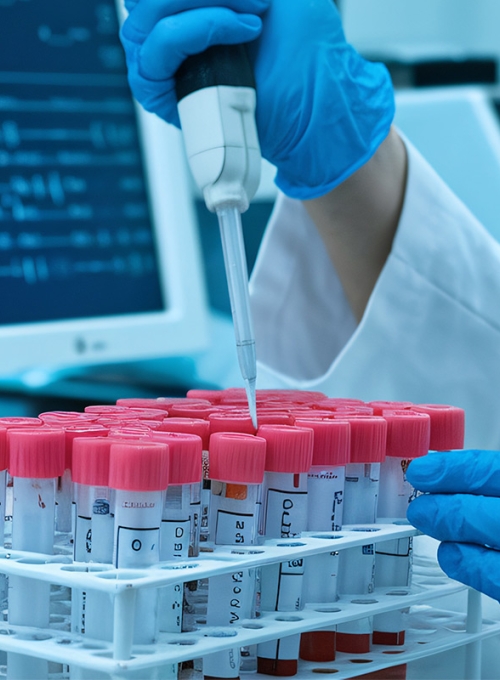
0;96;209;376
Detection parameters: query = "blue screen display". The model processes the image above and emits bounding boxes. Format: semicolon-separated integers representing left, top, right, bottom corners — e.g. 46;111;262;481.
0;0;165;323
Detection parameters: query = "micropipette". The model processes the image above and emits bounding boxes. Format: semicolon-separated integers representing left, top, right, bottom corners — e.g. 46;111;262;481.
175;45;261;427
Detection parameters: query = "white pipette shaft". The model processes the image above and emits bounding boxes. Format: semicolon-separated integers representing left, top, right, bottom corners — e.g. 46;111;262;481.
217;206;257;426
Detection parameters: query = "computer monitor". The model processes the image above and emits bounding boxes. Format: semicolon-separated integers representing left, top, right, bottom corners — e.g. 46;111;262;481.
0;0;209;379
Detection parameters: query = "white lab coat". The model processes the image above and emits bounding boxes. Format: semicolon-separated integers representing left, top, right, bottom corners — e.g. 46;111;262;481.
250;137;500;678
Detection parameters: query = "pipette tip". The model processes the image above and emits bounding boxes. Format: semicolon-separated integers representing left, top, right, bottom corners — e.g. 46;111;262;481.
245;379;258;430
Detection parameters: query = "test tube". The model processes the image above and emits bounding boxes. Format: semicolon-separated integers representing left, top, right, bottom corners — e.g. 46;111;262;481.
410;404;465;452
70;437;115;680
256;425;314;677
149;431;202;638
0;427;8;548
203;432;266;680
157;418;210;548
7;427;65;680
294;419;350;663
371;410;430;652
109;440;169;644
57;423;108;536
336;416;387;655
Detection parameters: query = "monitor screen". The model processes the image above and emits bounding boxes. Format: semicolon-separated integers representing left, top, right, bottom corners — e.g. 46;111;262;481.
0;0;208;375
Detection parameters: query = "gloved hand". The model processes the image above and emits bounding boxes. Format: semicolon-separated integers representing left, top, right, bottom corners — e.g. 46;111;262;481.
406;450;500;601
120;0;394;200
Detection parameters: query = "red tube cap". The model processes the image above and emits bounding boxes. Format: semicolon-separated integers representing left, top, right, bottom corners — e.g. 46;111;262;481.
0;427;7;471
115;398;171;411
382;410;430;458
369;401;413;415
109;441;169;491
0;417;42;428
168;403;220;419
157;417;210;449
149;431;202;485
209;433;266;484
312;398;366;410
411;404;465;451
64;424;108;470
8;428;65;478
257;425;313;473
72;437;116;487
344;417;387;464
186;389;224;404
294;419;350;467
208;413;256;435
39;411;99;424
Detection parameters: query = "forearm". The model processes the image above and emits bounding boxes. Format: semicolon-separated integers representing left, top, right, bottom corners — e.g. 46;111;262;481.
303;127;408;322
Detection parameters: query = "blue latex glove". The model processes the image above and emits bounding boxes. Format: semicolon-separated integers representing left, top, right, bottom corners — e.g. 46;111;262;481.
120;0;394;200
406;450;500;601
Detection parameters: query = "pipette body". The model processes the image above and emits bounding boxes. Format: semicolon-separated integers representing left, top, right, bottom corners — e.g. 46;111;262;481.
176;45;260;426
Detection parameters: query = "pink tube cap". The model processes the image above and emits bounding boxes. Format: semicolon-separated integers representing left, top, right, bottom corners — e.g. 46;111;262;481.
186;389;224;404
295;419;350;467
382;410;431;459
0;427;7;471
168;403;220;419
157;417;210;449
209;433;266;484
8;428;65;478
72;437;115;487
109;441;169;491
344;417;387;464
208;413;256;435
411;404;465;451
0;417;42;428
369;401;413;415
115;398;171;411
257;425;313;473
64;424;108;470
149;431;202;485
39;411;99;424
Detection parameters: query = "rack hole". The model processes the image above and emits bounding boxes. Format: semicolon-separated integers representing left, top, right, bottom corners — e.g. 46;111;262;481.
62;564;113;573
312;669;339;674
383;650;405;655
277;542;305;548
15;633;52;642
168;640;197;646
231;550;264;555
56;639;73;645
161;563;199;571
242;623;264;630
310;535;343;540
350;599;378;605
315;607;342;614
386;590;409;596
349;659;373;664
80;643;107;651
350;528;380;533
205;630;238;638
96;571;145;580
275;616;303;623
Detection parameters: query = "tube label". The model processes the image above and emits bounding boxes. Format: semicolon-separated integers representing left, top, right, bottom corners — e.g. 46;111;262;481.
264;489;307;538
161;518;191;559
115;526;160;568
74;515;92;562
214;510;255;545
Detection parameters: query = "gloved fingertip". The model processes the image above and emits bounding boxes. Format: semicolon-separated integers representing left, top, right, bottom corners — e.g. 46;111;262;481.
406;494;432;531
406;453;445;490
437;542;462;579
237;14;262;31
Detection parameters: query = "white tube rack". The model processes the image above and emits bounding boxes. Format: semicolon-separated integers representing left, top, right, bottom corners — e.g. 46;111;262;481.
0;524;495;678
